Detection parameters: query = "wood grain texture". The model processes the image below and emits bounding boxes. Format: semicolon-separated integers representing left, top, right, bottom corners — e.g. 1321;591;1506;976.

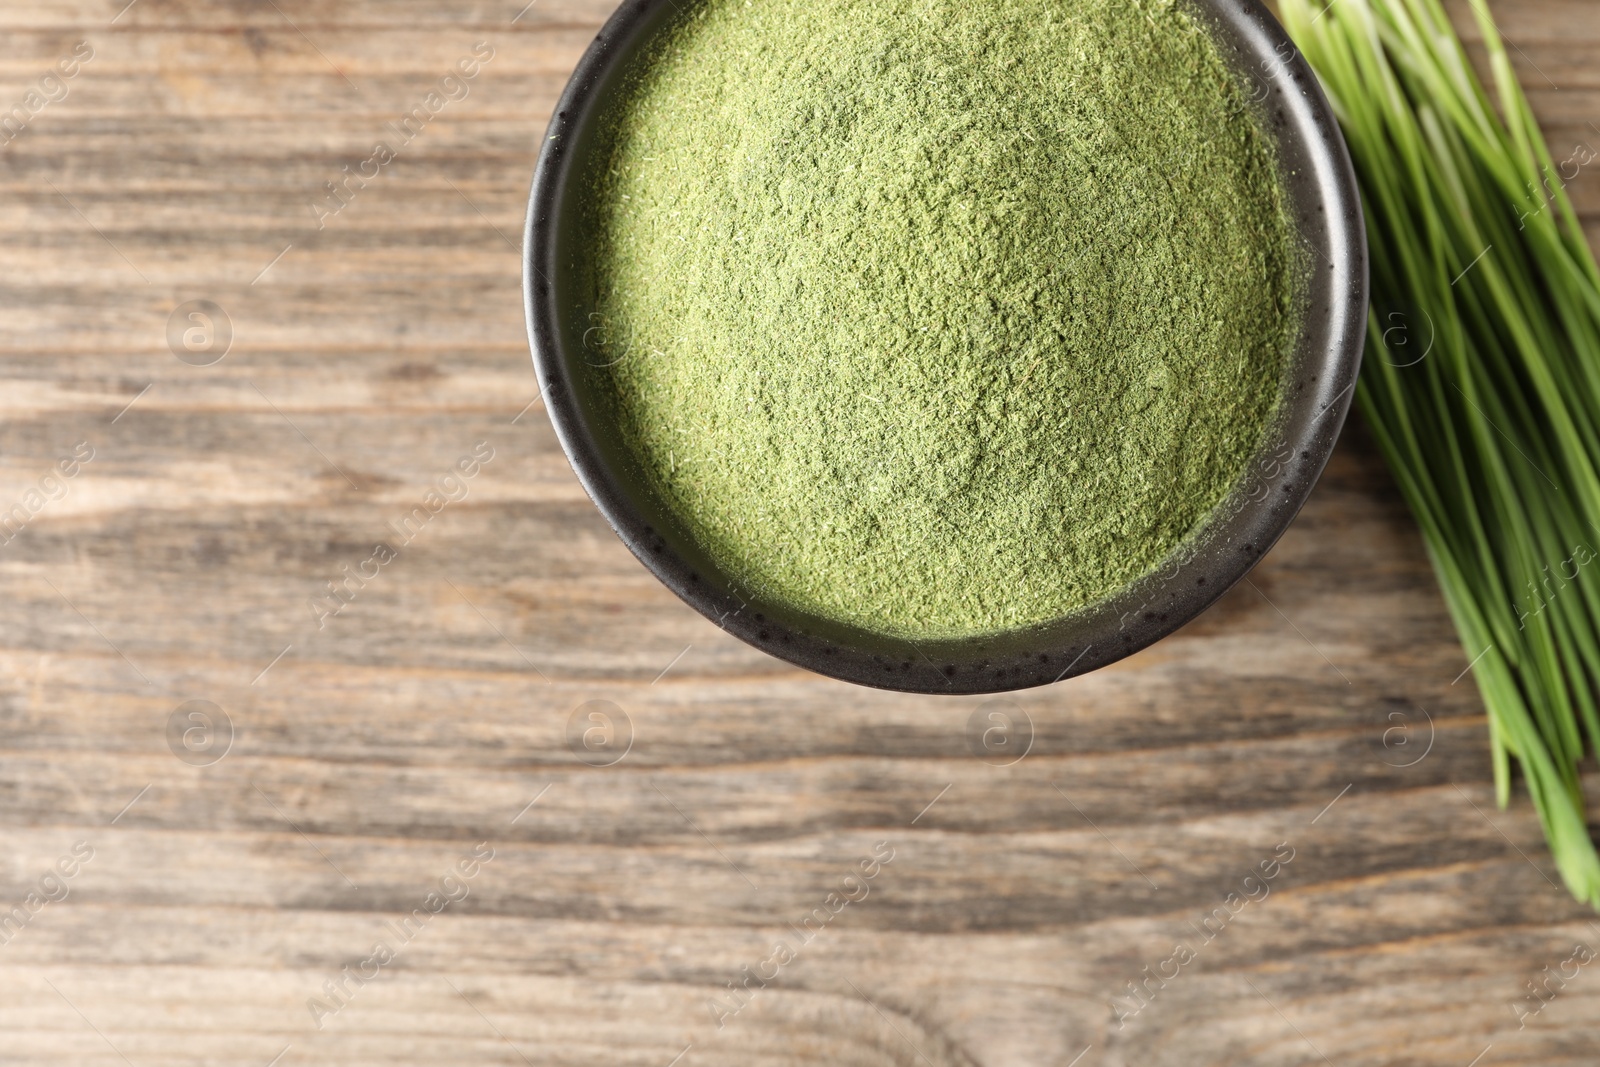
1;0;1599;1064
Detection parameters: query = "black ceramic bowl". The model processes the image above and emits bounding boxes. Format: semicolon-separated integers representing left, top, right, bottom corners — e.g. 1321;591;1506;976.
523;0;1367;694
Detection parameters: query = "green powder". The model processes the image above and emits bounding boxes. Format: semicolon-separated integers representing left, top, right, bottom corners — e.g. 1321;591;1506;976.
577;0;1299;638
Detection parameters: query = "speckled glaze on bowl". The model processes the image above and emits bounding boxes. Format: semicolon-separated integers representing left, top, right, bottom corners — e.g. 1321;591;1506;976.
522;0;1367;694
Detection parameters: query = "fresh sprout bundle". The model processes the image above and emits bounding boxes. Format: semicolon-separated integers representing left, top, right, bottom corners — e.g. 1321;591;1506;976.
1281;0;1600;906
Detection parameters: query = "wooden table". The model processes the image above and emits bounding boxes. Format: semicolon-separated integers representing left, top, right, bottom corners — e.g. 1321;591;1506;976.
1;0;1597;1063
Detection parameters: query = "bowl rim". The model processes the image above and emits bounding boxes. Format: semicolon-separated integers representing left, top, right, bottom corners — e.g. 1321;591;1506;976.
523;0;1368;695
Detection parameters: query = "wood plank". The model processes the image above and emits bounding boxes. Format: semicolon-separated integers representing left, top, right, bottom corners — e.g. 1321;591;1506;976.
1;1;1597;1065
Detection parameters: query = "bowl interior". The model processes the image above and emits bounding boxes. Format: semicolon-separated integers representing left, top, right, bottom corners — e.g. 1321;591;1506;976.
524;0;1367;694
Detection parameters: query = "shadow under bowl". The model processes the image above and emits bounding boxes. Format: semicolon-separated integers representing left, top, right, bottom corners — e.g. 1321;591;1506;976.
522;0;1368;694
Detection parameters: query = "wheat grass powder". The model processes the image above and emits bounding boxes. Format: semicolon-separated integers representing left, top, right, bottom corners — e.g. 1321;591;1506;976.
576;0;1300;638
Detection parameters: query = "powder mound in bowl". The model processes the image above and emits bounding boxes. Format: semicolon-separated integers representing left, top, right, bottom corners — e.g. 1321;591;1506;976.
577;0;1300;639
